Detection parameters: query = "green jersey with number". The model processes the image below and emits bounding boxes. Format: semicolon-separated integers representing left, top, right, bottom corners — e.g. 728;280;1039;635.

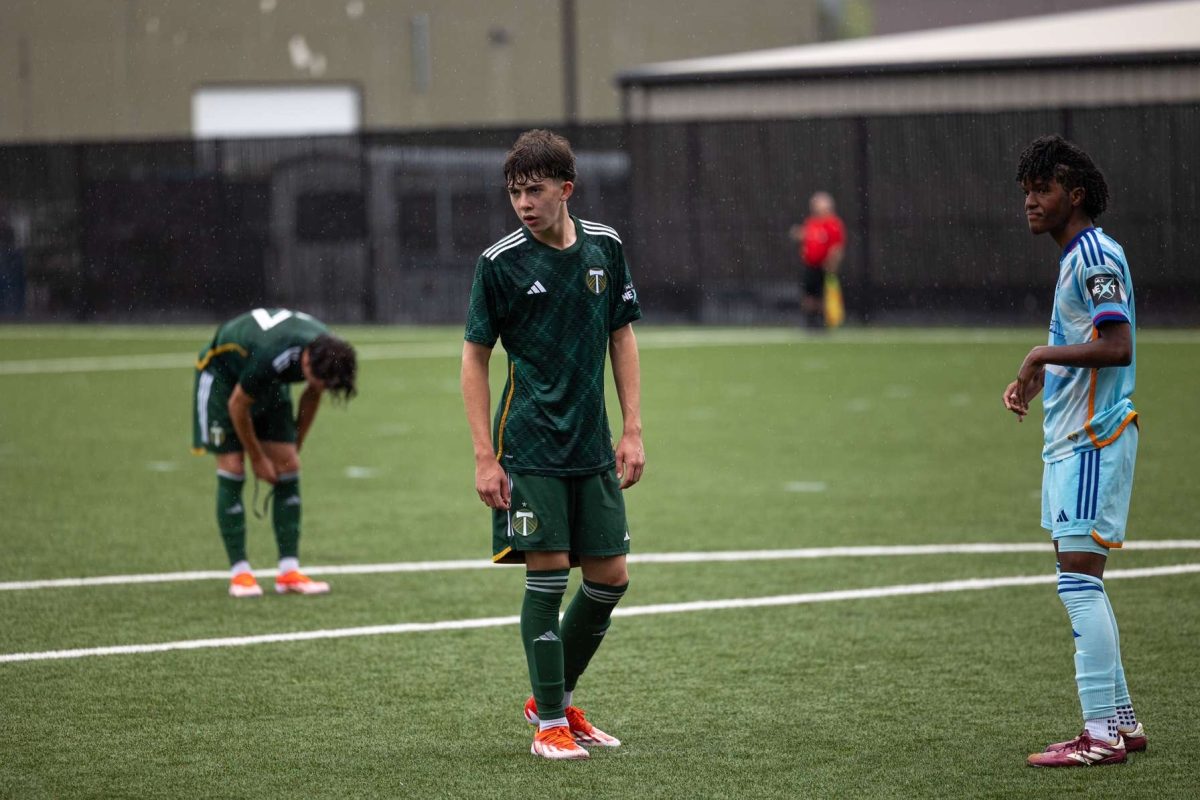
197;308;328;398
464;217;642;476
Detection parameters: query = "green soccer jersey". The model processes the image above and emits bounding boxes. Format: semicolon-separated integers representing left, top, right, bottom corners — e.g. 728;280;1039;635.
197;308;328;398
465;216;642;476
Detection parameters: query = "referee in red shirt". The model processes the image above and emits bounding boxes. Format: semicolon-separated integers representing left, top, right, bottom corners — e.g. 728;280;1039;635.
789;191;845;330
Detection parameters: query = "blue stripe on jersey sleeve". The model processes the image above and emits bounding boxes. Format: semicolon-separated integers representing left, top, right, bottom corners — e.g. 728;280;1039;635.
1084;231;1105;265
1080;235;1097;266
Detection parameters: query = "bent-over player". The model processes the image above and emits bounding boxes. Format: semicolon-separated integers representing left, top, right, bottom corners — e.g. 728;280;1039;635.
193;308;356;598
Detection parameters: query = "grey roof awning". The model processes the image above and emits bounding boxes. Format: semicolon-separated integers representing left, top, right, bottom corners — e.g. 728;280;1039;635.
618;1;1200;86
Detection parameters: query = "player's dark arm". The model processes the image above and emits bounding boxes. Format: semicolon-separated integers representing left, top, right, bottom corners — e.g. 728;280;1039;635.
609;323;645;489
461;340;510;509
1010;321;1131;413
295;385;323;452
228;384;277;484
1020;320;1131;375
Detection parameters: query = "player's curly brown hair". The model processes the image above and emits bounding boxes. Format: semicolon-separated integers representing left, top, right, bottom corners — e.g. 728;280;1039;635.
503;129;576;188
306;334;357;403
1016;134;1109;220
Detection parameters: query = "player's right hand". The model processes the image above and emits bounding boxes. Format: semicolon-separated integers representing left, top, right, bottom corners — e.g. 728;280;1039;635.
251;454;278;484
475;458;510;510
1002;379;1028;421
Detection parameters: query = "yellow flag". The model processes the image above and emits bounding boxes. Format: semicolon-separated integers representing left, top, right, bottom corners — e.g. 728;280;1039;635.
824;273;845;328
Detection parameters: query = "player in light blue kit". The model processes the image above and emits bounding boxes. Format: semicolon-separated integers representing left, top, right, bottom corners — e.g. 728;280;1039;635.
1004;135;1144;767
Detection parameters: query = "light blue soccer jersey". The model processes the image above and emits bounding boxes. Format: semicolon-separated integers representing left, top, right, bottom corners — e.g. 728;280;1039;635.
1041;227;1137;463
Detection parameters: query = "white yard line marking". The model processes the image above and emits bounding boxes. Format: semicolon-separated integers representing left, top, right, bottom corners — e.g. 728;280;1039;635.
4;540;1200;592
0;353;195;375
0;343;461;376
343;466;379;479
4;328;1198;375
3;562;1197;665
783;481;828;492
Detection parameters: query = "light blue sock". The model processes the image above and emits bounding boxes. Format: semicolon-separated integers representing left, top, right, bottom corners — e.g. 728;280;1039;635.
1101;590;1133;711
1058;572;1117;722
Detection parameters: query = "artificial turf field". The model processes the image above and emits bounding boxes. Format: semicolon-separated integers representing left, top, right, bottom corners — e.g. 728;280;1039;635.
1;324;1198;799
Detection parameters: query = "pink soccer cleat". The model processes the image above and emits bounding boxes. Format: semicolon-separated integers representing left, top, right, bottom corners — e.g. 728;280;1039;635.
1028;732;1126;767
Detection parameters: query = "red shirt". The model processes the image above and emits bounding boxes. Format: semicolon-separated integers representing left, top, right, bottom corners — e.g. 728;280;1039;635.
799;215;845;268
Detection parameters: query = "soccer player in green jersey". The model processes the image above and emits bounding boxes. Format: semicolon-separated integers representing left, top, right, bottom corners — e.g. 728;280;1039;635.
192;308;357;598
461;129;645;760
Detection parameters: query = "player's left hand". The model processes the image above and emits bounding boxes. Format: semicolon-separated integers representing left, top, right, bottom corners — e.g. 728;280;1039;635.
615;433;645;490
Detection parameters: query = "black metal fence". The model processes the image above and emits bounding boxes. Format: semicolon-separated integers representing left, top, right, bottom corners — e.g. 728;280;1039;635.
0;105;1196;326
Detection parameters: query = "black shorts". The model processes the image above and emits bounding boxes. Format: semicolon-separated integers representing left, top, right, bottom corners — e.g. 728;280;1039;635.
802;267;825;299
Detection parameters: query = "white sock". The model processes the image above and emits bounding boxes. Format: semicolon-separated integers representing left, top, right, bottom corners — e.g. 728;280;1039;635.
1085;716;1119;742
563;690;574;709
539;717;568;732
278;557;299;574
230;560;252;577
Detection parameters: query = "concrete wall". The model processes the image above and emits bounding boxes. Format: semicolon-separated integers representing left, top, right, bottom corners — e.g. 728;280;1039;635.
0;0;819;142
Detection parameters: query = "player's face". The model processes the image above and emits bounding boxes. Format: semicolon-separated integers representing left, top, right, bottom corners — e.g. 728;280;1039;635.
1021;177;1074;236
508;177;572;234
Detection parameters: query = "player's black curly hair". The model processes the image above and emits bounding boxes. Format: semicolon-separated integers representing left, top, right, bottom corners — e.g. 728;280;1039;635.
504;129;576;187
1016;134;1109;220
306;334;357;403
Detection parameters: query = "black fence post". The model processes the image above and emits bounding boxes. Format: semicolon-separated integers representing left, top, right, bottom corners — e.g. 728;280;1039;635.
854;116;873;324
359;131;377;323
684;122;702;322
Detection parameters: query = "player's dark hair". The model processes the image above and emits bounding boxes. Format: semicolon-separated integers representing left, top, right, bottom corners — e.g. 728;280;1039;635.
1016;134;1109;220
503;129;576;187
307;334;357;403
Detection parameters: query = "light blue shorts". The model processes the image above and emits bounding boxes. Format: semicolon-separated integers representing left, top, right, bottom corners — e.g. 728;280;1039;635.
1041;423;1138;555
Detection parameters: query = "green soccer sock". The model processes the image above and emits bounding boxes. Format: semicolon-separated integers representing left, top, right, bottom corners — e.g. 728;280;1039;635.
272;471;301;560
522;569;569;722
561;579;628;693
216;471;247;565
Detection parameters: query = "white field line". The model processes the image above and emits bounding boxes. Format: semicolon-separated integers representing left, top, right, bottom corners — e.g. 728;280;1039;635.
0;342;460;375
3;562;1198;665
4;328;1198;375
4;540;1200;592
5;326;1200;344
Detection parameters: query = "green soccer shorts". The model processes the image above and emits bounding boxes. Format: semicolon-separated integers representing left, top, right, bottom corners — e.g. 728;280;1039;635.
192;358;296;454
492;470;631;565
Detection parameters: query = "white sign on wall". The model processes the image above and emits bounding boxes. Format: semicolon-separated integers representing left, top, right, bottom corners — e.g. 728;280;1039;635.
192;85;361;139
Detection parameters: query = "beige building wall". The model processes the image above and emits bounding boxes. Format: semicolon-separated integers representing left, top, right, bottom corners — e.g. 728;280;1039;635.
0;0;819;143
573;0;818;120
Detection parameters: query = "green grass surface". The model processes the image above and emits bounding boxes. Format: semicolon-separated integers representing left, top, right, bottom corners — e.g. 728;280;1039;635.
1;325;1198;798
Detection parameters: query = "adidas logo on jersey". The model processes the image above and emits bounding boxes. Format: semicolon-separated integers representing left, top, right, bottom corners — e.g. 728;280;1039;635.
1056;509;1070;523
527;281;547;295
